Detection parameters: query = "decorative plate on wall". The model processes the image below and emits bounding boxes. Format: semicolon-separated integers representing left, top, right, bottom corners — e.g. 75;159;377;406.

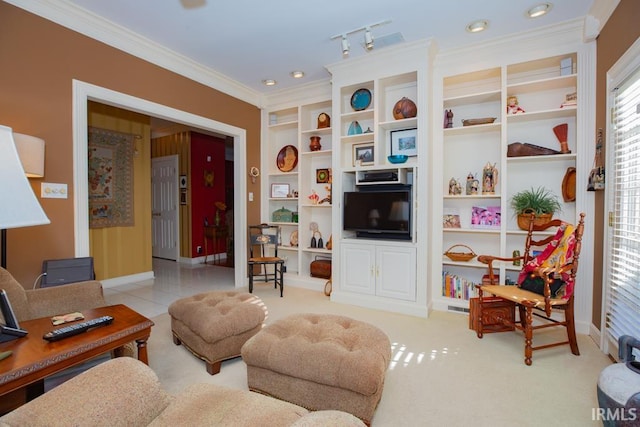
350;88;372;111
276;145;298;172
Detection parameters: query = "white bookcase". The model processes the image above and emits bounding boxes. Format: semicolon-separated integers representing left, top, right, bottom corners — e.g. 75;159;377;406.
327;39;435;317
432;50;590;313
263;97;333;288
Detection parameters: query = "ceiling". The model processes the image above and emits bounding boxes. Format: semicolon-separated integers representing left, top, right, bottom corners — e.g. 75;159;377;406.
23;0;597;96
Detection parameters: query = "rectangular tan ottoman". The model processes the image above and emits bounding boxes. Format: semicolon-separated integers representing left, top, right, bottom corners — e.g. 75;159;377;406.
168;291;265;374
241;313;391;425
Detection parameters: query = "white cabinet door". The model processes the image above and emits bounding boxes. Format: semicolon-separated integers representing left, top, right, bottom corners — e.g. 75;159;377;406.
376;245;416;301
340;244;375;295
341;243;416;301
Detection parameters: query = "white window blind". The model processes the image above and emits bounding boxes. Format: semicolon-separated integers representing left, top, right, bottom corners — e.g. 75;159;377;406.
606;65;640;343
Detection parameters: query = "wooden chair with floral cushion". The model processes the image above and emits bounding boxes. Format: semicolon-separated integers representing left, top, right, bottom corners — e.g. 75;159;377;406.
475;212;585;365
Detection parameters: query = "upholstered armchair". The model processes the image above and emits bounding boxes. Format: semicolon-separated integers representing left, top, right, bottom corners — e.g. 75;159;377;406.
0;266;134;357
0;267;105;322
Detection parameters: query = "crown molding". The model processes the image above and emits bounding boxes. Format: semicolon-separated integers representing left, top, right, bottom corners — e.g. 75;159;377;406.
6;0;262;107
436;18;588;71
585;0;620;41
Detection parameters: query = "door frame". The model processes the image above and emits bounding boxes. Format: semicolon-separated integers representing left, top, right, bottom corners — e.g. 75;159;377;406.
601;36;640;355
72;79;247;288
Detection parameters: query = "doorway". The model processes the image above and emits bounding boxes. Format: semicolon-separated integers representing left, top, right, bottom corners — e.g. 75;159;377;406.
73;80;247;288
151;155;179;261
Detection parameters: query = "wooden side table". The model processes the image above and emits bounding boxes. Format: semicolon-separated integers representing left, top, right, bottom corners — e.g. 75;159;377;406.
203;225;228;264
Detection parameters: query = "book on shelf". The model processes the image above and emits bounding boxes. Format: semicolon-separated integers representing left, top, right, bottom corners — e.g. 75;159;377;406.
441;271;479;301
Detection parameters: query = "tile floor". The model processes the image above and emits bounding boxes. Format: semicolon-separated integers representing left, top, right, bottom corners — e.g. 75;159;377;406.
103;258;236;318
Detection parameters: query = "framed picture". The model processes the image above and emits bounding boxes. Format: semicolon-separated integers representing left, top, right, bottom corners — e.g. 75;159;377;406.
180;189;187;205
471;206;501;229
316;168;330;183
353;143;375;166
443;208;461;228
390;128;417;157
179;175;187;189
271;183;290;198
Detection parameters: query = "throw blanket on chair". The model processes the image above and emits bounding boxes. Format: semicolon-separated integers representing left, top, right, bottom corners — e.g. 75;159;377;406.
517;223;577;299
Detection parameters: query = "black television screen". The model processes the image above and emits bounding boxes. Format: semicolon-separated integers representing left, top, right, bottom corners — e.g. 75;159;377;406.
343;185;412;240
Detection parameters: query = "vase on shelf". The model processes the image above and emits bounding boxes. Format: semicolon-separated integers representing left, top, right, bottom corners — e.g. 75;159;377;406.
309;136;322;151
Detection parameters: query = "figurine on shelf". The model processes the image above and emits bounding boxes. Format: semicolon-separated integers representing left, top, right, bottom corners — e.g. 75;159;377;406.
466;173;479;195
506;96;525;115
482;163;498;194
448;177;462;195
308;190;319;205
309;222;319;248
444;109;454;128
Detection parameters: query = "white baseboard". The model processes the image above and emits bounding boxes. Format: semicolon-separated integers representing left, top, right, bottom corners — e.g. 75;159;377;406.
101;270;154;288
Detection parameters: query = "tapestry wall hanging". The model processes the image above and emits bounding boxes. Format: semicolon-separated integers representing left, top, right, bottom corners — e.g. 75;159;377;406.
88;127;134;228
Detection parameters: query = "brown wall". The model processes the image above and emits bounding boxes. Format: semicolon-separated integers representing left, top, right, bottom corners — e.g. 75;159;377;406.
0;3;261;285
592;0;640;329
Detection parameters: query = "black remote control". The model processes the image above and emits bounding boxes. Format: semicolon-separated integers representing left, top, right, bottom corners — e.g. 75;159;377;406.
43;315;114;342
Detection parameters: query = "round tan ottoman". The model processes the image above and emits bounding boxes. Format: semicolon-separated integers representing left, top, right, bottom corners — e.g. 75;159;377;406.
241;313;391;425
168;291;265;375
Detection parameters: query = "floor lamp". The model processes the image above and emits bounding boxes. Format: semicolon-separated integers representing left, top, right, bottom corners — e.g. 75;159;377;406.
0;125;50;269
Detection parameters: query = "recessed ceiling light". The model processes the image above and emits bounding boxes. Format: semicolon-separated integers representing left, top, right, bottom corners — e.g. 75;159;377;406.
262;79;277;86
290;71;305;79
527;3;552;18
466;20;489;33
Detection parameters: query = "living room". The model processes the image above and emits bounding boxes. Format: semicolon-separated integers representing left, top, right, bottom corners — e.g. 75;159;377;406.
1;0;639;425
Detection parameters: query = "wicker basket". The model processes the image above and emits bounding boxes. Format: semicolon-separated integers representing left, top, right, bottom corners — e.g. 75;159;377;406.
517;212;552;230
444;244;476;262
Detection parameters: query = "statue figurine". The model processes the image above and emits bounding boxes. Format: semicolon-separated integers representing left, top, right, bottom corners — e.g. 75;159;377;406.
482;163;498;194
466;173;479;195
444;109;454;128
449;177;462;195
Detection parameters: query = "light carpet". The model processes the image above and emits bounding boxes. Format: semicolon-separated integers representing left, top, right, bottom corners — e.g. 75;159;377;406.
146;286;611;427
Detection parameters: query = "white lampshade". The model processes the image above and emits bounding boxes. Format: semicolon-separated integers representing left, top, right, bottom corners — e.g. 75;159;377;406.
13;132;45;178
0;125;50;229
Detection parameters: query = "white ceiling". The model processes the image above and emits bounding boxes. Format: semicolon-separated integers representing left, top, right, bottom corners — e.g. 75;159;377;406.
19;0;598;96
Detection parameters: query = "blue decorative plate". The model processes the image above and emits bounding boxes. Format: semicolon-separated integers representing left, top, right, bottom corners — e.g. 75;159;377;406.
350;88;372;111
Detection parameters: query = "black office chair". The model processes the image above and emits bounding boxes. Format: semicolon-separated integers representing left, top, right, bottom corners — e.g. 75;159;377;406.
248;224;284;297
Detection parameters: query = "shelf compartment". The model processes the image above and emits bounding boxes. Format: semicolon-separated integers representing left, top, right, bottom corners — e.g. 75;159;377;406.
507;74;577;94
444;122;501;136
506;107;576;123
444;89;502;108
379;117;418;131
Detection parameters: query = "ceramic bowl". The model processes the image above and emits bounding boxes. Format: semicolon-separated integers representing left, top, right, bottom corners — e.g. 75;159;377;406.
387;155;408;164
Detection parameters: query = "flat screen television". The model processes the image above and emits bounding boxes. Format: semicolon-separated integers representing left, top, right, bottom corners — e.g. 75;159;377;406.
343;185;412;240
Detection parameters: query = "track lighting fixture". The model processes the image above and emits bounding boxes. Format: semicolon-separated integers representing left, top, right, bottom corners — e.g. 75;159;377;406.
330;20;391;57
341;35;350;56
364;28;374;51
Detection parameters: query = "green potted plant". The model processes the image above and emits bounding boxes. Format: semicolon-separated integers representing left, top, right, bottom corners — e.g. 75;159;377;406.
510;186;562;230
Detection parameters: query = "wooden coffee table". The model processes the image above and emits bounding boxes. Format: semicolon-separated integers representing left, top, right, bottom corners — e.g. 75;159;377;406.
0;304;154;402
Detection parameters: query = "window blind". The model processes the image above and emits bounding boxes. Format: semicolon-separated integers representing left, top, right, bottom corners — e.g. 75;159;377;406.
606;66;640;343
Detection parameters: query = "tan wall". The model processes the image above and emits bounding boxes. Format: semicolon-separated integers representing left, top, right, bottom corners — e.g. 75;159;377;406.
88;102;153;280
0;3;261;286
592;0;640;329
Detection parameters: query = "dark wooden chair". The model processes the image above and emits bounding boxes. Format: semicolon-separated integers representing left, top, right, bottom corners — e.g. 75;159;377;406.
475;212;585;365
248;224;284;297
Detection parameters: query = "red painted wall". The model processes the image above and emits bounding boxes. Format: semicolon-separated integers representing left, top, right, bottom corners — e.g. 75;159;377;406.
190;132;226;257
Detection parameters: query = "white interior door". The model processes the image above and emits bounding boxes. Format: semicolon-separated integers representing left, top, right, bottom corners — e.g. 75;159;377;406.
152;155;179;260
